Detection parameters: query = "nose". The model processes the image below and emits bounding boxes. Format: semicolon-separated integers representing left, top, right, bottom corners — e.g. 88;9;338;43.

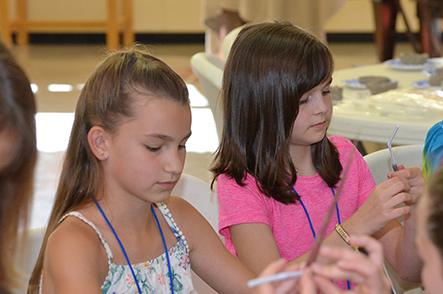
164;150;185;175
313;92;329;115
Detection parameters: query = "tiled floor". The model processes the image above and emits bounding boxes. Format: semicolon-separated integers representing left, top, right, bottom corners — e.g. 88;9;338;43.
8;40;419;228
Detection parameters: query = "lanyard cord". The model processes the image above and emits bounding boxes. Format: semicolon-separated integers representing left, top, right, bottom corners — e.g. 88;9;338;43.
92;196;174;294
294;187;350;290
151;205;175;294
295;187;339;237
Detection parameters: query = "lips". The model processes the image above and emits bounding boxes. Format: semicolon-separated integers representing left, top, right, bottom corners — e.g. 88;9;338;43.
311;121;326;129
157;181;178;190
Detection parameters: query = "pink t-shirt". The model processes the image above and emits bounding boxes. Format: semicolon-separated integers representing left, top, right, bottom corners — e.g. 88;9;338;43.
217;136;376;260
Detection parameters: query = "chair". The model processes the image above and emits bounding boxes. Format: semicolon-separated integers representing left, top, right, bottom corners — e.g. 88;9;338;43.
364;145;424;294
363;144;424;185
190;52;224;140
221;25;243;59
172;173;220;235
171;173;220;294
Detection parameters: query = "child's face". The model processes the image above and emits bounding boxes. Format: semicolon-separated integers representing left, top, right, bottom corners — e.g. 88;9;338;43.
103;97;192;204
289;79;332;147
416;193;443;294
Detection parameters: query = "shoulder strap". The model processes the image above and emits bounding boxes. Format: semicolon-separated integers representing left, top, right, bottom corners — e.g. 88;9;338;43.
155;203;189;252
59;212;114;263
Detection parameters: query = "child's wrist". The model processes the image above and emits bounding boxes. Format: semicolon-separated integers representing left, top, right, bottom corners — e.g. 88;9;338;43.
335;224;359;251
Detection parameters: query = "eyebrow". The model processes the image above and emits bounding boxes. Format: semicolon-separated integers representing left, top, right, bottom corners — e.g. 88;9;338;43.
145;131;192;142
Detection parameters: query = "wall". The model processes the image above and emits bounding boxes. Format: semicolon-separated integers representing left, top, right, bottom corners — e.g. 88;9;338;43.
2;0;423;34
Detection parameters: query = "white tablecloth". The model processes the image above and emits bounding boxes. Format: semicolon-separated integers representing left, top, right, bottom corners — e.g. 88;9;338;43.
330;59;443;145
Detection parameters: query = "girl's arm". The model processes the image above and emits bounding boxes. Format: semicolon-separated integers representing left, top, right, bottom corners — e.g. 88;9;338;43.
42;217;108;294
335;166;423;282
377;166;423;281
229;170;417;276
168;197;256;294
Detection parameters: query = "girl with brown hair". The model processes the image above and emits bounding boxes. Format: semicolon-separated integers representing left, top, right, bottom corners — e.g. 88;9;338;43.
28;46;255;294
212;22;424;289
0;41;37;293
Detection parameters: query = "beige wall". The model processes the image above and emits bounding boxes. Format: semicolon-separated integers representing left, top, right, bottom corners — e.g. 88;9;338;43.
2;0;422;34
326;0;421;33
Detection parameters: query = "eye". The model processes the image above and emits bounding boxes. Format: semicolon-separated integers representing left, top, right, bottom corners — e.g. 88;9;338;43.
178;144;187;150
146;146;161;152
322;90;331;96
299;96;309;105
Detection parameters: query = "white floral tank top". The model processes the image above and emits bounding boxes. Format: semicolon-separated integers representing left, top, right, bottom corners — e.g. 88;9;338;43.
57;203;195;294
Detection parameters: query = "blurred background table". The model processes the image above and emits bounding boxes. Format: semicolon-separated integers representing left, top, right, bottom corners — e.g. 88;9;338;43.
329;58;443;146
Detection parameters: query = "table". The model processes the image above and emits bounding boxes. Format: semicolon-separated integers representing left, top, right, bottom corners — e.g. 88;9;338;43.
329;59;443;145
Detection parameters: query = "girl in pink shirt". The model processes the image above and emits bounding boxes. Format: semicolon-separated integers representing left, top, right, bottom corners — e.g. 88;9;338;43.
211;21;424;288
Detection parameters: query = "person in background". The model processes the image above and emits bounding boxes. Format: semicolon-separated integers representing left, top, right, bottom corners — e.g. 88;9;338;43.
202;0;346;58
0;40;37;293
423;120;443;180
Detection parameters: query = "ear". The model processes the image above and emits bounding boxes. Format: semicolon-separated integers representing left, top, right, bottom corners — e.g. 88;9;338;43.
88;126;109;161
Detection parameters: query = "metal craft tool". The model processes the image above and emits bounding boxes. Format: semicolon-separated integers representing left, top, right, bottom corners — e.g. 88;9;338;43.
387;125;400;171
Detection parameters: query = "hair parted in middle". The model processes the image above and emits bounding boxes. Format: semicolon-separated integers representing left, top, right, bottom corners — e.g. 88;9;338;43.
211;21;342;204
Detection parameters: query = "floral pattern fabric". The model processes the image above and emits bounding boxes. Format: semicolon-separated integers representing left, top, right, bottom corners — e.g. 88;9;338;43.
58;203;195;294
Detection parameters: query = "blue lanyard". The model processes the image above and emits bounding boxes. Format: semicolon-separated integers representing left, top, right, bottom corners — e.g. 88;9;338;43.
294;187;350;290
93;196;174;294
295;187;340;238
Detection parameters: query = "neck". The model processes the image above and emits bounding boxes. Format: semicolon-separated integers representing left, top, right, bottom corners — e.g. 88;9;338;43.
94;192;154;231
290;144;317;177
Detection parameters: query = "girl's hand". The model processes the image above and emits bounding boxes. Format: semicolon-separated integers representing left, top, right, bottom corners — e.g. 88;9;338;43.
253;259;303;294
387;165;424;206
357;176;412;234
311;235;391;294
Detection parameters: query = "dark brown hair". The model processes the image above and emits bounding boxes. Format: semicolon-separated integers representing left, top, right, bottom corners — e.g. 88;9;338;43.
211;22;341;204
0;41;37;292
426;165;443;259
28;46;189;293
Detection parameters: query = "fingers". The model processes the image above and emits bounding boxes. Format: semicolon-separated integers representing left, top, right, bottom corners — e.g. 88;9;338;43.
311;236;391;294
312;273;344;294
254;259;301;294
298;268;317;294
387;166;425;204
254;259;288;294
377;176;411;194
312;247;370;283
388;166;423;182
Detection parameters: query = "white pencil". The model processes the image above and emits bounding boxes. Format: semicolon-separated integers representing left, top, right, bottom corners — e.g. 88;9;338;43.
247;270;304;288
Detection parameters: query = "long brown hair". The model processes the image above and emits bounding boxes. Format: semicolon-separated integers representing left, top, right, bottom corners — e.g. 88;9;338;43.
211;22;342;204
426;165;443;259
0;41;37;292
28;46;189;293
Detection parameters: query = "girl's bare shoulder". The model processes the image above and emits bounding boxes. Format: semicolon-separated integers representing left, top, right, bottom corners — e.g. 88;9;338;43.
45;213;108;277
